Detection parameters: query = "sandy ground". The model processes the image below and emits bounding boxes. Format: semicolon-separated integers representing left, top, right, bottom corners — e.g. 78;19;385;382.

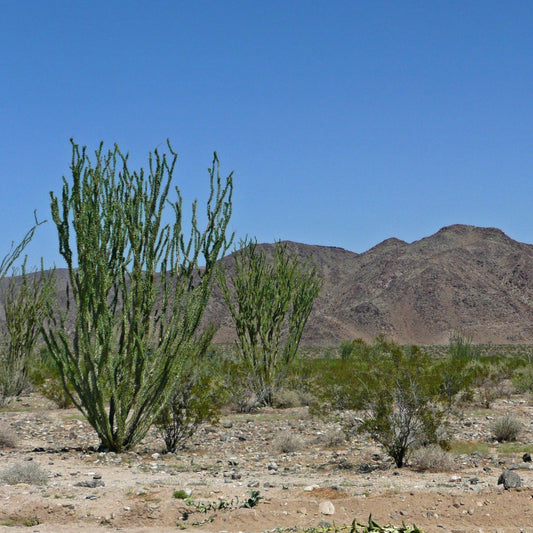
1;394;533;533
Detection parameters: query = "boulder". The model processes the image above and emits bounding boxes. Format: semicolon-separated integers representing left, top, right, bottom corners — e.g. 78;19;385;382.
497;469;522;489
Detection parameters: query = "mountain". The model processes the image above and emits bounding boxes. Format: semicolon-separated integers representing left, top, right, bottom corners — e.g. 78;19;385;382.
207;225;533;345
3;225;533;346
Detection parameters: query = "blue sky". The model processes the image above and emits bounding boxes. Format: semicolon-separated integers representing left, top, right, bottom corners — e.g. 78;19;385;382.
1;1;532;268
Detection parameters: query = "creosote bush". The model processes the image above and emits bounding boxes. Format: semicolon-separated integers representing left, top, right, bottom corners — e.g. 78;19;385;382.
311;337;448;468
0;462;48;486
155;328;223;453
491;415;522;442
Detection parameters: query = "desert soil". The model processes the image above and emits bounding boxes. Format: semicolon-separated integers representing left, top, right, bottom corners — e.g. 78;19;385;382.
2;394;533;533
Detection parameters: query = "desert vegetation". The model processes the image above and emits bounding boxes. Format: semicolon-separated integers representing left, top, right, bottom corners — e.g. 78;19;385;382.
2;140;533;531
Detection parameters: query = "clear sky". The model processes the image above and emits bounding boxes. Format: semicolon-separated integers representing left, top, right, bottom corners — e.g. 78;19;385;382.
1;1;532;269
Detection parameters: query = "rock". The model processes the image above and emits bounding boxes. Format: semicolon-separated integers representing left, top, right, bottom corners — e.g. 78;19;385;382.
74;479;105;488
304;484;320;491
222;421;233;429
319;500;335;515
523;453;532;463
498;469;522;489
267;461;278;471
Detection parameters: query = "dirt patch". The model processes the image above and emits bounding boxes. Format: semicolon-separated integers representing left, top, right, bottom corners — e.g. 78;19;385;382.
2;394;533;532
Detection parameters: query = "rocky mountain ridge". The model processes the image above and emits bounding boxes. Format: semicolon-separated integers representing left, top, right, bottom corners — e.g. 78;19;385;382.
4;224;532;346
209;224;533;345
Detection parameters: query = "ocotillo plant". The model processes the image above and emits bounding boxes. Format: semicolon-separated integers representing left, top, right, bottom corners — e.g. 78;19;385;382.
0;260;55;404
219;240;322;407
43;140;233;452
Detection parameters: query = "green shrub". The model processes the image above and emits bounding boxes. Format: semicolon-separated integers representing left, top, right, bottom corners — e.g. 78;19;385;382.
491;415;521;442
156;331;224;453
0;462;48;486
315;338;447;468
29;347;73;408
513;365;533;394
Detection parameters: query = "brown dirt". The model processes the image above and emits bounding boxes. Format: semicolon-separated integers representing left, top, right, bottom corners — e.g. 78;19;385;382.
2;393;533;532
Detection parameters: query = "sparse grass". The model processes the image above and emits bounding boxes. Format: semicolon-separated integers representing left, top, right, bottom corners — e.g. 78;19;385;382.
448;440;489;455
491;415;522;442
273;432;302;453
0;462;49;486
495;442;532;454
410;444;454;472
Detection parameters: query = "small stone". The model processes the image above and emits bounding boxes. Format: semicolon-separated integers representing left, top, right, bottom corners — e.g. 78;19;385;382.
222;421;233;429
247;480;260;488
523;453;532;463
319;500;335;516
304;484;320;492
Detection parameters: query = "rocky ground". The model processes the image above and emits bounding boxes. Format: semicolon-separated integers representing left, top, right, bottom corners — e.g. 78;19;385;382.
2;393;533;532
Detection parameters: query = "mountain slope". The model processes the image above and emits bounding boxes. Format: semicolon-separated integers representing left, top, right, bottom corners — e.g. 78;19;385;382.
4;225;532;345
209;225;533;345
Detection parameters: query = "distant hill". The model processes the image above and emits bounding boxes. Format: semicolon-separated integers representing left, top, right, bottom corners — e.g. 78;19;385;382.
207;225;533;345
4;225;533;346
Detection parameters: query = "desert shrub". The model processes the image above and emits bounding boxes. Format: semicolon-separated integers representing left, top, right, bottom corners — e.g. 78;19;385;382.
0;462;48;486
0;424;16;449
273;432;302;454
216;352;259;412
0;263;54;406
339;338;372;361
29;347;73;408
272;388;301;409
491;415;521;442
513;365;533;394
319;428;347;448
156;334;224;453
471;359;510;408
410;444;454;472
316;338;447;468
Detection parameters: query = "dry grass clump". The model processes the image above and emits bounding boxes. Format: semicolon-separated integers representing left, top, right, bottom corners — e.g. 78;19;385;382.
410;444;454;472
0;423;17;449
319;428;346;448
273;432;302;454
491;415;521;442
0;462;49;486
272;389;301;409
